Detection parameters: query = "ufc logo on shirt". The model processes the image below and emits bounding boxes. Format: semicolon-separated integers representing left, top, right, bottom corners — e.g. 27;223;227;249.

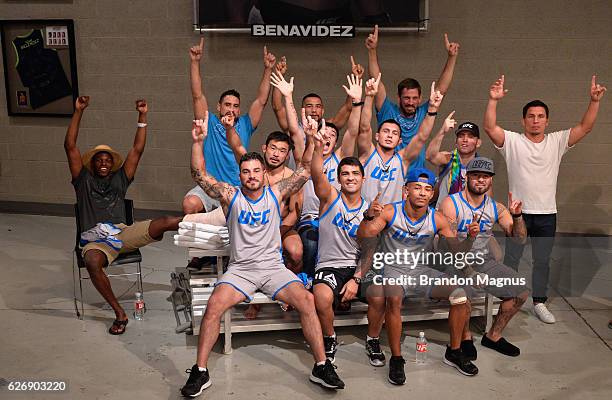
238;210;271;226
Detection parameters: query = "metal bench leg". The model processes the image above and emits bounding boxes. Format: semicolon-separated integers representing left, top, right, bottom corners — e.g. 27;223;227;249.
484;293;493;334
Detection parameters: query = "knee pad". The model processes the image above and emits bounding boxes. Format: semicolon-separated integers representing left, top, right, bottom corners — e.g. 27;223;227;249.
449;288;468;305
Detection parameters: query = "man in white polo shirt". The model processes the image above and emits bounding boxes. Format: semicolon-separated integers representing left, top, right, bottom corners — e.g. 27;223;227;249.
483;74;607;323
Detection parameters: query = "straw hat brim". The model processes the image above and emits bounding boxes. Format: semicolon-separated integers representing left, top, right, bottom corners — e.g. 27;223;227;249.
82;145;123;173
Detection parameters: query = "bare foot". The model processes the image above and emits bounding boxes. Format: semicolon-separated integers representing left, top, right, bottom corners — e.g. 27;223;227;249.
243;304;261;320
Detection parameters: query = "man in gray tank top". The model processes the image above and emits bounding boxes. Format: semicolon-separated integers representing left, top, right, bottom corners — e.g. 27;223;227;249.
271;72;364;278
440;157;529;358
181;116;345;397
357;74;444;205
311;126;369;363
358;167;479;383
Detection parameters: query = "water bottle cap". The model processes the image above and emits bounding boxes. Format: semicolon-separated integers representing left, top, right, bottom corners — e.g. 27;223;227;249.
136;292;142;297
419;331;425;337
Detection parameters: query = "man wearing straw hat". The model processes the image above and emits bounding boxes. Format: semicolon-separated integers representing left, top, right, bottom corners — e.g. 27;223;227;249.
64;96;182;335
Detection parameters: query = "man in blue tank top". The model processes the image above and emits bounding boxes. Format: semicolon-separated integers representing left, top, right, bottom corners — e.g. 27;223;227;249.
181;115;345;397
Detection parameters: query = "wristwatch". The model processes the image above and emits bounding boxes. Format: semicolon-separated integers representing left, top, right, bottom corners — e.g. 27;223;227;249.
363;210;374;221
352;276;362;284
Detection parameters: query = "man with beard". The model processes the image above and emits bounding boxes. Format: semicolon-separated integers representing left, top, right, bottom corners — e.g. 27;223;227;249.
271;71;363;278
358;74;443;205
182;37;276;214
426;116;490;208
224;117;304;319
484;74;607;324
181;115;345;397
357;168;479;382
65;96;182;335
311;133;369;363
440;157;530;358
365;25;460;169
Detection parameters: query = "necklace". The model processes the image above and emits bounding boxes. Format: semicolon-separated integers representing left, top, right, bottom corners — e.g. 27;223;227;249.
342;196;363;225
405;205;429;237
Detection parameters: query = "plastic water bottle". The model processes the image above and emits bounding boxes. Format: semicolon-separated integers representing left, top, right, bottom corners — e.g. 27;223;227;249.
416;331;428;364
134;292;145;320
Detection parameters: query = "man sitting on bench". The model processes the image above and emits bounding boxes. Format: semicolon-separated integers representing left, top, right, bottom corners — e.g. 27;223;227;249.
181;114;345;397
64;96;181;335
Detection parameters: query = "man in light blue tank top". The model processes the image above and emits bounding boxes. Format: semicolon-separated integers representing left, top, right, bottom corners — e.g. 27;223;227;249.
440;157;530;358
358;75;444;205
358;168;479;383
365;25;460;169
182;37;276;214
181;116;345;397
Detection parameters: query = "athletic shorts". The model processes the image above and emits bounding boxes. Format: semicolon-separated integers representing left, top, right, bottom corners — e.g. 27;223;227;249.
81;221;158;265
313;266;356;298
215;263;301;302
185;185;220;212
378;264;450;299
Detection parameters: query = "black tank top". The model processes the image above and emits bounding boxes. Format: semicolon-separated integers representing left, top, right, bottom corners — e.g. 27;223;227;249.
13;29;72;109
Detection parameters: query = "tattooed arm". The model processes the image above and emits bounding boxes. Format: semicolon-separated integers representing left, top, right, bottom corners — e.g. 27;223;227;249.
190;117;236;214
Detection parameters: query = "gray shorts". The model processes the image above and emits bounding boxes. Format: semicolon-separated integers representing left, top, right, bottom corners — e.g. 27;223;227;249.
472;259;529;299
185;185;221;212
215;264;301;302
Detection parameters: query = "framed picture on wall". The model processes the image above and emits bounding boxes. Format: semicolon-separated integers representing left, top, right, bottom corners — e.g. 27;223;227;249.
0;19;79;117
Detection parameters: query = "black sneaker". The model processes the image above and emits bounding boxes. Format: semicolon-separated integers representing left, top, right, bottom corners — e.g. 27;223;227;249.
181;365;211;397
324;335;338;363
443;347;479;376
481;335;520;357
388;356;406;385
365;337;386;367
310;360;345;389
460;339;478;361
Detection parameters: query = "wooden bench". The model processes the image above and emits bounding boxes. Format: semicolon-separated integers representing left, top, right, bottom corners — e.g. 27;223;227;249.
188;249;498;354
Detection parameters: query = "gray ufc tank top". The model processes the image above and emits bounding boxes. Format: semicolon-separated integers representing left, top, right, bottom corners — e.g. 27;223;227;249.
378;202;438;270
300;153;341;224
316;191;369;270
226;187;283;270
449;192;499;260
362;149;406;205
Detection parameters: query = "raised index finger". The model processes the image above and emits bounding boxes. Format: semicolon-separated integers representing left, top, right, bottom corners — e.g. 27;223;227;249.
350;55;356;67
373;24;378;38
444;33;450;47
199;37;204;49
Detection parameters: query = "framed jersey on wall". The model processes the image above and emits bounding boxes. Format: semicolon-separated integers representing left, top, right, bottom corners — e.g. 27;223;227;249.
1;19;79;117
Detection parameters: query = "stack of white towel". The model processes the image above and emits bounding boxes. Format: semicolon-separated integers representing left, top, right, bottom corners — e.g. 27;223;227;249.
174;222;229;250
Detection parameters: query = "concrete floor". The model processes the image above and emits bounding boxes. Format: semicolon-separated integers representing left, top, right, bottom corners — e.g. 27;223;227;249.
0;213;610;400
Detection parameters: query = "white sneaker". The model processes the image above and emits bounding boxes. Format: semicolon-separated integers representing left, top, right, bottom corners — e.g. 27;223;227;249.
534;303;556;324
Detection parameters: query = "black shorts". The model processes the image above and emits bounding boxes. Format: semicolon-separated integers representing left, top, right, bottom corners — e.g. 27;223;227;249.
313;267;355;298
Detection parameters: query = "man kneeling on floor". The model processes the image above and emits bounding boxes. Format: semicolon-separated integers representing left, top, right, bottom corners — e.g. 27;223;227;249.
357;168;479;383
181;115;344;397
64;96;182;335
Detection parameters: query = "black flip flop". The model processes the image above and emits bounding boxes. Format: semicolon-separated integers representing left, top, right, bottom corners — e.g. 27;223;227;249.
108;319;128;335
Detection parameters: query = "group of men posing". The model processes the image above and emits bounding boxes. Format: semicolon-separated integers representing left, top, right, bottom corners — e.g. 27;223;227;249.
64;25;607;397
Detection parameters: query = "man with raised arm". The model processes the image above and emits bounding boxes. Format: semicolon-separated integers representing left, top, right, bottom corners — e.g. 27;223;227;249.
181;114;345;397
484;74;607;324
271;55;364;146
182;37;276;214
308;93;368;364
357;74;443;205
64;96;181;335
271;71;364;278
357;168;479;383
440;157;529;359
365;25;460;169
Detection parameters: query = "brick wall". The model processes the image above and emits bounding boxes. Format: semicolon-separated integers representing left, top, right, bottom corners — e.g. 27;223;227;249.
0;0;610;234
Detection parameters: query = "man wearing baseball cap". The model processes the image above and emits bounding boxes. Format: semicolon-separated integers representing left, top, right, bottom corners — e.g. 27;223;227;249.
64;96;182;335
440;157;530;359
358;167;479;382
426;117;485;209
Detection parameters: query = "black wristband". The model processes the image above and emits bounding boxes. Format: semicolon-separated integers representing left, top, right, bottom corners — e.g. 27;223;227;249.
363;210;375;221
511;213;522;218
427;111;438;116
352;101;365;107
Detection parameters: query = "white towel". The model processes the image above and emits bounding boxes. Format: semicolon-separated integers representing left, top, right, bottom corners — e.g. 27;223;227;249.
173;234;229;245
174;239;229;250
179;221;228;235
178;228;229;241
